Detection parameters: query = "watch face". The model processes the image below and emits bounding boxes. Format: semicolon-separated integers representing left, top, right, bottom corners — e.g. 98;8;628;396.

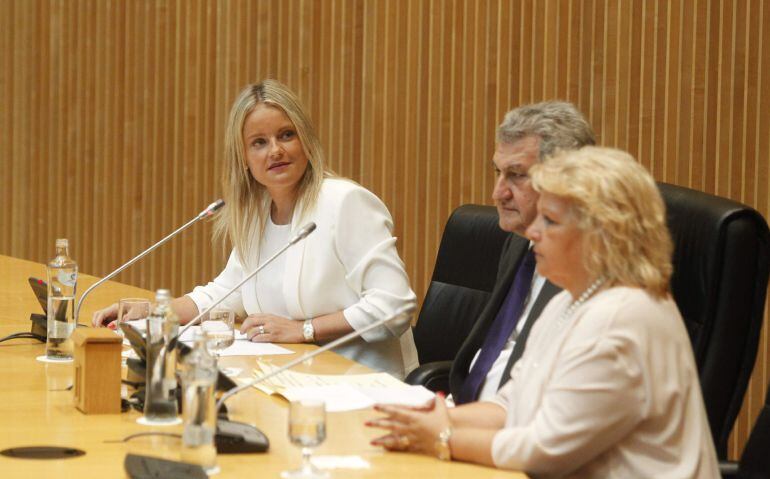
303;320;314;342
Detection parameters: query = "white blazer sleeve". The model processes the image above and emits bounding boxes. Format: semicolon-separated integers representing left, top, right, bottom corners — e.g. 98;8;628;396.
333;186;417;342
185;250;248;318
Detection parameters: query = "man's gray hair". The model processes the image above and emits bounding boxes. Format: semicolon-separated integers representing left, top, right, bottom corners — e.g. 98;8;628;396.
497;101;596;160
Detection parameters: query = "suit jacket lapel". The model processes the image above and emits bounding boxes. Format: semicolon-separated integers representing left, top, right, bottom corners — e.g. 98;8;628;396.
449;234;529;396
497;279;561;390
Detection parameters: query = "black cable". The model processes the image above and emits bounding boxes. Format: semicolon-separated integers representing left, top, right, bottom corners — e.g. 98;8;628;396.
0;332;46;343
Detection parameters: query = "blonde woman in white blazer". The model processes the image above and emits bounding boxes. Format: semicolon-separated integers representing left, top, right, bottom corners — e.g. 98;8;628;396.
94;80;418;378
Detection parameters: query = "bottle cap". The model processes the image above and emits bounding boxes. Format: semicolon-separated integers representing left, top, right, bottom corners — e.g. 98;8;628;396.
155;289;171;301
55;238;69;248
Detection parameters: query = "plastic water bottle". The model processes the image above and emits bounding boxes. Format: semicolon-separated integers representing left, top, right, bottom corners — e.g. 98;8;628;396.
45;238;77;360
180;331;219;473
143;289;180;424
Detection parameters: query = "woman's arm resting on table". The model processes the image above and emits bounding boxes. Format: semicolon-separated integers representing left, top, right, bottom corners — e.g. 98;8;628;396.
449;401;508;429
171;295;200;324
368;394;505;466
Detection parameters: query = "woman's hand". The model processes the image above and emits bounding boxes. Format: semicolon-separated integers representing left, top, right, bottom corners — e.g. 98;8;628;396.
367;393;452;455
240;313;304;343
92;303;119;328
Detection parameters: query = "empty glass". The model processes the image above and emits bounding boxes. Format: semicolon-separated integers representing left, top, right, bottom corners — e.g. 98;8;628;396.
116;298;151;336
282;400;329;479
200;309;235;357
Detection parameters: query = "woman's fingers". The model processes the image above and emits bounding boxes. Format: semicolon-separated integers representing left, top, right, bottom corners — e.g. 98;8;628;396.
370;433;416;451
373;404;418;423
240;315;262;335
92;303;118;327
365;417;410;431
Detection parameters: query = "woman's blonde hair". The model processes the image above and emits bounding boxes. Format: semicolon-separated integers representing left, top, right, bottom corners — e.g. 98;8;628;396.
530;146;672;298
213;80;332;266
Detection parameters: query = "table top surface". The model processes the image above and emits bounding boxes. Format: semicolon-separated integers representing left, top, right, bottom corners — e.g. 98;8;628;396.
0;255;523;478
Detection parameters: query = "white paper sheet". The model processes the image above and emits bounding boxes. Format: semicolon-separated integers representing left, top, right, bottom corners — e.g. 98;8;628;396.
216;339;293;357
179;325;248;343
254;360;435;411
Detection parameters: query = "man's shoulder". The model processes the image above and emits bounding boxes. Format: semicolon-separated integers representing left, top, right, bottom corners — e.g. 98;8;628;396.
497;233;529;270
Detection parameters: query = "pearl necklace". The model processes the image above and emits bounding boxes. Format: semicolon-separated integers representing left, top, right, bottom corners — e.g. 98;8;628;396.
556;277;606;327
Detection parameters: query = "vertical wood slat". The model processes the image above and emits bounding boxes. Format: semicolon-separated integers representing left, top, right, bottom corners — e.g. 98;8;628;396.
1;0;768;459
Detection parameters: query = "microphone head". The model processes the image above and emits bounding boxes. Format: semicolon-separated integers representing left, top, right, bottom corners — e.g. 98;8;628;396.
202;199;225;217
289;222;317;244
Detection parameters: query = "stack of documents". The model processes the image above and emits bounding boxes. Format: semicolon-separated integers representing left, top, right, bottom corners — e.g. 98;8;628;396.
252;360;435;412
179;326;293;357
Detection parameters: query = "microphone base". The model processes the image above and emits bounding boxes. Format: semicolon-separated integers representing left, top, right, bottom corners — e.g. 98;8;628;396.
30;313;47;340
124;453;207;479
215;419;269;453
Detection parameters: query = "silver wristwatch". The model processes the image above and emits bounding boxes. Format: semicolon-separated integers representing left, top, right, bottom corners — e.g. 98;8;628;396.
302;319;315;343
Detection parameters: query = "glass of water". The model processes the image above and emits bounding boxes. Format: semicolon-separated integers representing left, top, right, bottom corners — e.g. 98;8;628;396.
116;298;151;336
200;309;235;357
281;400;329;479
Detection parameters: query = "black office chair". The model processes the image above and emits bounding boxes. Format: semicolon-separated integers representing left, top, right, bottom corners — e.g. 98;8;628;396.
660;183;770;459
720;380;770;478
405;205;509;393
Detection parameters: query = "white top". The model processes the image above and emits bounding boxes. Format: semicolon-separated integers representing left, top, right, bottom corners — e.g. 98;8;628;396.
255;217;291;318
488;287;719;478
469;270;546;401
186;178;418;378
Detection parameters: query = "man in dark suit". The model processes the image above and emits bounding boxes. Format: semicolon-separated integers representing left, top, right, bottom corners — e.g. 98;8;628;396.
450;101;596;404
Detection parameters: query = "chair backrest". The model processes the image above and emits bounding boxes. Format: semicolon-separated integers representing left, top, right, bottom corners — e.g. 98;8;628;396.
412;205;509;365
660;182;770;459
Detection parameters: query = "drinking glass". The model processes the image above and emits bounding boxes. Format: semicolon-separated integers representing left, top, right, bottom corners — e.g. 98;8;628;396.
200;309;235;357
281;400;329;479
116;298;151;336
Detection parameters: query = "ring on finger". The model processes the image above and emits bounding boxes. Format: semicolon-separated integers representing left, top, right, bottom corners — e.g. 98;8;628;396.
398;435;410;448
258;325;265;335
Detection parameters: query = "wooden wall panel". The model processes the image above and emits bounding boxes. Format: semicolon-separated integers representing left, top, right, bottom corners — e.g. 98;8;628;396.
1;0;768;459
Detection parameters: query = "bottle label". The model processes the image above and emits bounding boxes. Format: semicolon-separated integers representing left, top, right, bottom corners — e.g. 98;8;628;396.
58;270;77;287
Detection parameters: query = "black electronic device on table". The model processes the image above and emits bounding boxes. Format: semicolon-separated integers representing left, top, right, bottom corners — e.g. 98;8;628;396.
27;277;51;340
124;453;207;479
121;323;237;392
121;323;269;454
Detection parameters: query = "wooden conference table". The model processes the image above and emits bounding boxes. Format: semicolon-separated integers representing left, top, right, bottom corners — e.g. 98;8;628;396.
0;255;524;478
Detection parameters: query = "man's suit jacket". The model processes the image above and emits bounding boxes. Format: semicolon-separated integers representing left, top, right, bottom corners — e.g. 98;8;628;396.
449;232;561;400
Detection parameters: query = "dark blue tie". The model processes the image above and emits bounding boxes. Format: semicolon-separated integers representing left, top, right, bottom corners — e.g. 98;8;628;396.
457;249;536;404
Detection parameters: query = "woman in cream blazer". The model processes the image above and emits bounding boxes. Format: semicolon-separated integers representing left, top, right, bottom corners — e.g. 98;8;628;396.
188;176;418;378
94;80;417;378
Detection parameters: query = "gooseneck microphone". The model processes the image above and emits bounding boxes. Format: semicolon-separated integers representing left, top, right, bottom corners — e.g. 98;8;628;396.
215;304;416;411
142;222;317;456
75;199;225;322
171;222;317;349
